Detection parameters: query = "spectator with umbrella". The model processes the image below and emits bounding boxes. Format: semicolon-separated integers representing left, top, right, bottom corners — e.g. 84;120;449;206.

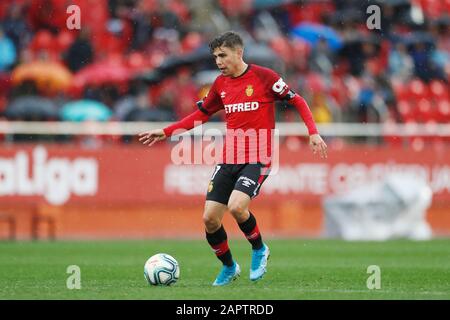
291;22;343;52
0;26;16;72
4;95;59;121
70;55;132;97
64;28;94;73
11;58;73;95
3;94;61;142
60;99;112;122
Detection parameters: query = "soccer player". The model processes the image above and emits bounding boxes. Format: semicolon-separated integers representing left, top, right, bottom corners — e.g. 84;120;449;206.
139;31;327;286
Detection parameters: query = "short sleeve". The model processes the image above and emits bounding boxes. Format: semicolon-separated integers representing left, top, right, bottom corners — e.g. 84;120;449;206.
198;78;224;116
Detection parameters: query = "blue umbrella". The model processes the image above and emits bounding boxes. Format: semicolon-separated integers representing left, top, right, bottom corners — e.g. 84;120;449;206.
291;23;343;51
61;100;113;122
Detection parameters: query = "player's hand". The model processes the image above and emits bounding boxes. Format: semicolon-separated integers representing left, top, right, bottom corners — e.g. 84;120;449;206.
138;129;167;147
309;134;327;159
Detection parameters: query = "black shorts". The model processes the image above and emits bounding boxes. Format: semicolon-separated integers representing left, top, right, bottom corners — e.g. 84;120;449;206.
206;163;271;205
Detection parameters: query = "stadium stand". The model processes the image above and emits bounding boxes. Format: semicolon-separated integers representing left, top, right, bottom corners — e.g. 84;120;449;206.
0;0;447;146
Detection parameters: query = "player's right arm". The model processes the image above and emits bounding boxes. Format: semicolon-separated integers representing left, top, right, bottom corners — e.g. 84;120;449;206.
138;108;210;147
139;79;224;147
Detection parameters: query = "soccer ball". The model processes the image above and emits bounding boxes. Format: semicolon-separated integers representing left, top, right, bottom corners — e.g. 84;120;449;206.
144;253;180;286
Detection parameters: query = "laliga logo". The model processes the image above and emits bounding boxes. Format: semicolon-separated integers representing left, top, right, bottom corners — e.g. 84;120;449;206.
0;146;98;205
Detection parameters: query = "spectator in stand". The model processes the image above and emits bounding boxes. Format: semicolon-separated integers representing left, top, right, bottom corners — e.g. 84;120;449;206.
378;3;395;38
64;28;94;72
308;37;335;77
0;0;447;131
310;92;333;123
99;84;120;110
28;0;67;33
411;41;447;82
118;87;174;122
1;3;31;53
154;0;184;33
120;0;155;51
388;42;414;82
173;68;200;119
333;0;360;11
353;74;389;124
113;81;149;121
431;44;449;78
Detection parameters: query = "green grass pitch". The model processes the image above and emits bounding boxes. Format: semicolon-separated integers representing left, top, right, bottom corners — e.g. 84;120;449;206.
0;239;449;299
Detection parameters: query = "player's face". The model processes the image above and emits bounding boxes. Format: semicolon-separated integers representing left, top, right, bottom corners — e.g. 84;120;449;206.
212;45;243;77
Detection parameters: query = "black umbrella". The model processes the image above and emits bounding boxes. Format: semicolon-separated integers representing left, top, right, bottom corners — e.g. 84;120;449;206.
5;96;59;120
435;15;450;26
137;43;283;84
124;108;174;122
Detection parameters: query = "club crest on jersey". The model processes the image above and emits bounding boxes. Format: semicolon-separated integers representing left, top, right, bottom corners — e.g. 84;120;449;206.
245;85;254;97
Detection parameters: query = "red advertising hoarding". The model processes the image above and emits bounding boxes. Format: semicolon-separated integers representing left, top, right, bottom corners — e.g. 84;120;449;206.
0;144;449;205
0;143;449;239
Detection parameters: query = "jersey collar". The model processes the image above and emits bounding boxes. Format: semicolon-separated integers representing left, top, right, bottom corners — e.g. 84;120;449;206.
231;64;251;79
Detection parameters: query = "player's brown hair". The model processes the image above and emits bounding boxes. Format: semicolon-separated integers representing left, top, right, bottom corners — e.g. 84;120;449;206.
209;31;244;53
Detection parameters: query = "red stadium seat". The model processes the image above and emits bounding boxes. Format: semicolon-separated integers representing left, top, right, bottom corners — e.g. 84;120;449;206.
28;30;60;61
180;32;203;54
417;0;445;18
285;1;335;25
76;0;109;35
56;30;76;53
0;2;8;19
437;100;450;123
168;0;191;23
269;36;293;64
417;98;434;122
409;79;428;100
220;0;252;16
398;99;414;122
0;72;11;113
127;52;154;74
31;30;55;52
290;38;311;71
392;81;410;102
429;80;449;100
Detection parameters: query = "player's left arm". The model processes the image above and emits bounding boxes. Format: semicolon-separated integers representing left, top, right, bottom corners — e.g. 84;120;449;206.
270;75;327;159
284;91;327;159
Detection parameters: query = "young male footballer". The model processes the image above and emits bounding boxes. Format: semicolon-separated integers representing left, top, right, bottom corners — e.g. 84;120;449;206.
139;31;327;286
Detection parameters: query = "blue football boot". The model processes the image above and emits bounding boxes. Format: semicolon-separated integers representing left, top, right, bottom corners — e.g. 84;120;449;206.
250;243;270;281
212;261;241;286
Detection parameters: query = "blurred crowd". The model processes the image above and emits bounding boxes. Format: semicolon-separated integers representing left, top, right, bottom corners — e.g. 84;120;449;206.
0;0;449;144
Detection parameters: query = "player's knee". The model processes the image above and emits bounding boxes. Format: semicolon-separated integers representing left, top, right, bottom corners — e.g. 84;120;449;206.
228;202;246;218
202;214;221;232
